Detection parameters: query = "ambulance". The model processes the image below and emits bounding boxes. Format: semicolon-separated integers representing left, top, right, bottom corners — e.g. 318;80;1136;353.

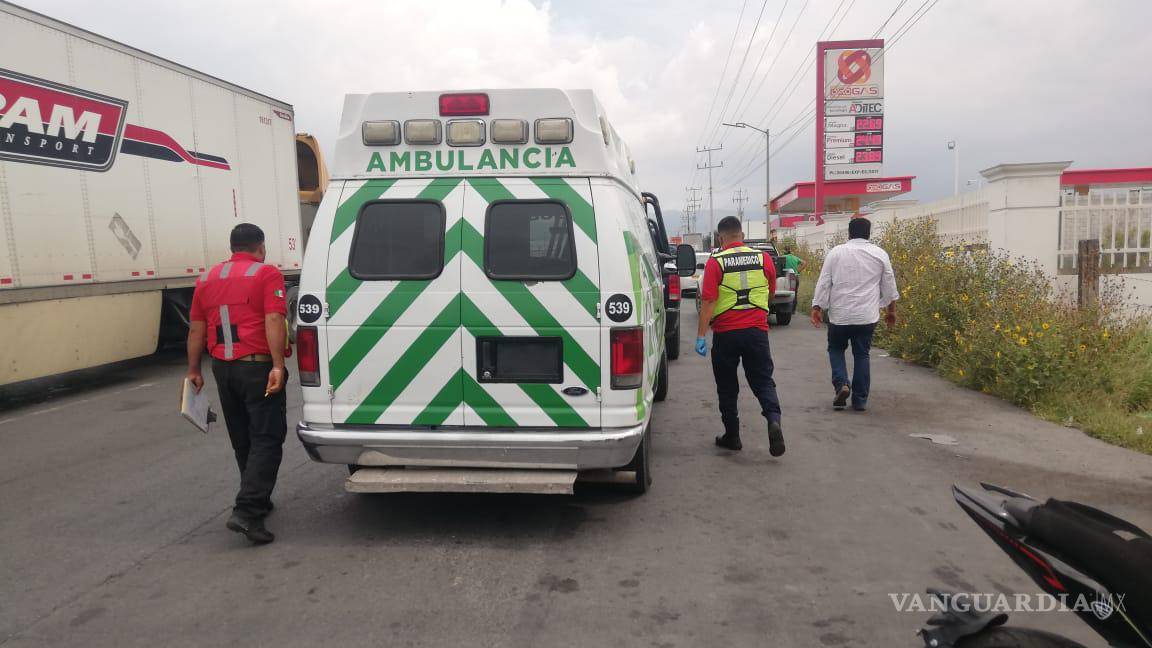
295;89;695;495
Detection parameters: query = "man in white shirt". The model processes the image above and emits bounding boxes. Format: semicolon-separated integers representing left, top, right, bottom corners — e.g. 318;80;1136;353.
810;218;899;411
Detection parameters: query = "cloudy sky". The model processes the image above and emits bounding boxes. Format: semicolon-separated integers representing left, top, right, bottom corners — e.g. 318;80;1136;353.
20;0;1152;226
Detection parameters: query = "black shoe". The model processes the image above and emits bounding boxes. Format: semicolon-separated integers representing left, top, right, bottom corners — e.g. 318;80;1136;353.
833;385;851;410
715;434;743;451
226;514;275;544
852;401;867;412
767;421;786;457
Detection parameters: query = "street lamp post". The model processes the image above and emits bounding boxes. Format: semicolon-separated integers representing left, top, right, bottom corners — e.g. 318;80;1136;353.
947;140;959;196
723;122;770;225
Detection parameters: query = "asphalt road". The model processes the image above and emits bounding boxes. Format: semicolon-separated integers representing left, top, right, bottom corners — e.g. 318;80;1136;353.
2;303;1150;647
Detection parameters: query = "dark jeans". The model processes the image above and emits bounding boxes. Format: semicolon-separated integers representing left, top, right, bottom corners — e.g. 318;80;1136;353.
827;323;877;406
211;359;287;521
711;327;782;436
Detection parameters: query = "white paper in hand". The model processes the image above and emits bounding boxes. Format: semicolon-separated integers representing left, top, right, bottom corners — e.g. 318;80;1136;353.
180;378;213;434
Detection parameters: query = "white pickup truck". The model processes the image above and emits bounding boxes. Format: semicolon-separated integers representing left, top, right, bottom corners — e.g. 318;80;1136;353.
693;242;798;326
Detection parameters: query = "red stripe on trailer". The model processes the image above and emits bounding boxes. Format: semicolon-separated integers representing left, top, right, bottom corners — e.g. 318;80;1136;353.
82;273;93;279
0;277;12;285
63;274;74;280
131;271;141;276
186;268;194;273
198;267;205;272
146;270;155;276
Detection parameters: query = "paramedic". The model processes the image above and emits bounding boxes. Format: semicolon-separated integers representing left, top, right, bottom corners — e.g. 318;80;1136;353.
186;223;288;545
696;216;786;456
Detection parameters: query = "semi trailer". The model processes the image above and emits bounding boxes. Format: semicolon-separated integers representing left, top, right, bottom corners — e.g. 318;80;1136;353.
0;2;323;387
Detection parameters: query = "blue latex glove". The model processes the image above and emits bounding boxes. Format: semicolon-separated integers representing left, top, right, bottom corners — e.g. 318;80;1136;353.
695;336;708;356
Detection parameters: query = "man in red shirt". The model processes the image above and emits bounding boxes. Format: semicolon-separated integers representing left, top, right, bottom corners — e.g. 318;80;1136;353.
187;223;288;544
696;216;785;456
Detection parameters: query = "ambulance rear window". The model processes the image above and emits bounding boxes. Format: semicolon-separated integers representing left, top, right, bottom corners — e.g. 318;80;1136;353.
484;201;576;281
348;201;445;280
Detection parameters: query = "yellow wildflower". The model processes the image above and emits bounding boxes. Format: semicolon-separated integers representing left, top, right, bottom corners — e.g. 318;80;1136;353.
1041;322;1050;330
961;294;970;302
995;351;1001;359
1018;336;1029;346
1102;330;1110;339
957;369;965;377
1079;344;1087;352
934;312;941;320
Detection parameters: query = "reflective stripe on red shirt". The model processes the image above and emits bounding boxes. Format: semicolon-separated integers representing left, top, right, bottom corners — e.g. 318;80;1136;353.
190;251;288;360
700;241;776;333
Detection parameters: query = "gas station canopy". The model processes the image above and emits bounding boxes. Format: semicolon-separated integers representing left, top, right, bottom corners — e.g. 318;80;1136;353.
770;176;915;215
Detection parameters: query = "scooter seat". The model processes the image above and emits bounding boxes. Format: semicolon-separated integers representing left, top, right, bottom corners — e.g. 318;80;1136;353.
1023;498;1152;634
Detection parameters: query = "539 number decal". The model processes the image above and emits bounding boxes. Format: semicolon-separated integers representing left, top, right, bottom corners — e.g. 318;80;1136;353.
297;294;323;323
604;294;633;323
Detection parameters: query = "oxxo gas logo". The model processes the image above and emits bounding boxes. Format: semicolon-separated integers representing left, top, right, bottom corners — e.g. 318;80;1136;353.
837;49;872;84
0;68;128;171
826;48;883;100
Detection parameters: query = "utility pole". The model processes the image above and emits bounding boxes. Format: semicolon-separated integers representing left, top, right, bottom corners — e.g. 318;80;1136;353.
686;197;702;233
696;144;723;236
733;189;748;219
684;186;701;234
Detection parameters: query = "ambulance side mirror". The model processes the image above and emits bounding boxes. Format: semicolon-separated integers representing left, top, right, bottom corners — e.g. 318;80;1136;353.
675;244;696;277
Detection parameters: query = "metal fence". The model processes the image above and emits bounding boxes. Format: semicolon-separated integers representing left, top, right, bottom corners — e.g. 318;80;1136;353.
1058;186;1152;273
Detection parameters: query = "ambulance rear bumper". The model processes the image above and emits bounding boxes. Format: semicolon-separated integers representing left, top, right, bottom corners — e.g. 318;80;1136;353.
296;421;645;470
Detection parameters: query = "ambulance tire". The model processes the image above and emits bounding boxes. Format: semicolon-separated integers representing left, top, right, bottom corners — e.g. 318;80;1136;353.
667;325;680;360
653;353;669;402
622;425;652;494
775;311;792;326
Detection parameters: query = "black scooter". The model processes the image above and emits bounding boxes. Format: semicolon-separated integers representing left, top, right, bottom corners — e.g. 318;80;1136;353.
918;483;1152;647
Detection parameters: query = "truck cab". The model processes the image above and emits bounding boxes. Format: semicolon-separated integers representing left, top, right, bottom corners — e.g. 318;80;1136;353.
294;89;693;495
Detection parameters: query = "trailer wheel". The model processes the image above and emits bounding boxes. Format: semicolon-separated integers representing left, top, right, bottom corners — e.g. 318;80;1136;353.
286;285;300;343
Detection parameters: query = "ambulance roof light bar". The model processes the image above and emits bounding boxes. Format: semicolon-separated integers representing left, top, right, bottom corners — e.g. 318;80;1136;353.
439;93;490;116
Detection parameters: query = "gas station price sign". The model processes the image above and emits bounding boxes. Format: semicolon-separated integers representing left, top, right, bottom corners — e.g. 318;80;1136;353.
820;42;885;181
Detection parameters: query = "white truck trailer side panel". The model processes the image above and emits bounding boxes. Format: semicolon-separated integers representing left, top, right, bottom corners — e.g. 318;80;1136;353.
0;3;302;292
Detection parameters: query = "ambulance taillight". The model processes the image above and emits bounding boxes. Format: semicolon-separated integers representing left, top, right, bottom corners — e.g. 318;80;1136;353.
297;326;321;387
610;328;644;390
667;274;681;302
439;93;490;116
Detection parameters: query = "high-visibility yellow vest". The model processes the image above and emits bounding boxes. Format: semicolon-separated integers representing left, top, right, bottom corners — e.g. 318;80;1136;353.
711;245;770;320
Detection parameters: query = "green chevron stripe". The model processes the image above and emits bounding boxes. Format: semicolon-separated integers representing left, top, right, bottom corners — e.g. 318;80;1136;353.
344;296;461;424
461;373;518;427
329;281;431;389
331;179;396;243
326;268;359;317
469;178;599;319
460;295;587;426
326;179;463;318
531;178;596;242
412;369;466;426
329;219;467;387
459;220;599;390
518;384;587;427
623;232;645;419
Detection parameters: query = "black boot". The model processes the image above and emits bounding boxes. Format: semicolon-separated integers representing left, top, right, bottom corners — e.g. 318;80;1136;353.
226;513;275;544
767;421;785;457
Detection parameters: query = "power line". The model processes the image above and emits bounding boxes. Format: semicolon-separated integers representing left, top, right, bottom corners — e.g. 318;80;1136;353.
719;0;942;191
721;0;852;169
695;0;751;150
722;0;855;178
716;0;794;141
720;0;812;144
701;0;774;147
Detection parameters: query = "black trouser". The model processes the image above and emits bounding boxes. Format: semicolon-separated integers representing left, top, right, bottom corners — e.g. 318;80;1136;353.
711;327;782;436
211;359;287;521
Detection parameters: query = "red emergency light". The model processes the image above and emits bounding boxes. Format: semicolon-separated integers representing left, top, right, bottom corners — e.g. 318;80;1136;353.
439;93;490;116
